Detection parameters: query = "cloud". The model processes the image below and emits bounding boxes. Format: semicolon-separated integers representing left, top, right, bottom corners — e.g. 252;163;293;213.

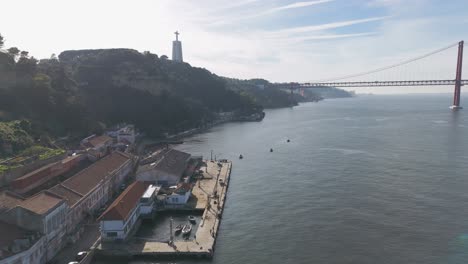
207;0;334;26
270;16;390;36
1;0;466;94
267;0;334;13
294;32;377;41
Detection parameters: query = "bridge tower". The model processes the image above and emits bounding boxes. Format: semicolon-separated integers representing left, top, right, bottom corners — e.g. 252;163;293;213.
450;40;464;110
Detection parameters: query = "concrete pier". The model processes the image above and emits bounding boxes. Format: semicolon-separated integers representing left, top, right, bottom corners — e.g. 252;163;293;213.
95;160;232;259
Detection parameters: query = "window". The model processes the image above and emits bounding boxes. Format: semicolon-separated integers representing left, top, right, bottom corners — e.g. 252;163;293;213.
107;232;118;237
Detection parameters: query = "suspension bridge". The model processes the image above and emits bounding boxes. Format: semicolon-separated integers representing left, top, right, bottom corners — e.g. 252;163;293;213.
280;41;465;110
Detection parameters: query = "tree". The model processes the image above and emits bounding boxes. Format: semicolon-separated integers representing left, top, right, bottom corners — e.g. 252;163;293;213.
7;47;20;59
20;51;29;58
50;53;57;60
0;33;4;48
160;55;168;60
16;56;37;74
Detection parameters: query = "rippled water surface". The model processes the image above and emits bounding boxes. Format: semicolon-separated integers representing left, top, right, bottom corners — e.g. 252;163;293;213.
106;94;468;264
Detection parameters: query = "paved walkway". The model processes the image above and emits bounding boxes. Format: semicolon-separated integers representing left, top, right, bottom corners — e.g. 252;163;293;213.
51;223;100;263
97;160;232;258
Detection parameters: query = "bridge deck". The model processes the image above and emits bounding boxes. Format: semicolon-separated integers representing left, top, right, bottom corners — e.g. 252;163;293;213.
295;80;468;88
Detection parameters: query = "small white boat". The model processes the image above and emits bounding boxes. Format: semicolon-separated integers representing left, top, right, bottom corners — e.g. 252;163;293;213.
182;224;192;236
174;224;183;234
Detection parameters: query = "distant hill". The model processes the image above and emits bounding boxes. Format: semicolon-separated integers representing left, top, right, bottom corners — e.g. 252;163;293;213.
225;78;354;108
224;78;300;108
306;87;355;99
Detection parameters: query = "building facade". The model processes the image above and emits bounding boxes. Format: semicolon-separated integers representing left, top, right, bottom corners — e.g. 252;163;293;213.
99;182;148;242
0;221;46;264
48;151;134;242
0;192;68;262
81;134;113;161
165;183;192;205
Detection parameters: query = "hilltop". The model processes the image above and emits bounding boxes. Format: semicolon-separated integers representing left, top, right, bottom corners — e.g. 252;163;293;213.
0;33;352;156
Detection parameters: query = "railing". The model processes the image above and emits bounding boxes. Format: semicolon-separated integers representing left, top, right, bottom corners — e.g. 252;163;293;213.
289;80;468;88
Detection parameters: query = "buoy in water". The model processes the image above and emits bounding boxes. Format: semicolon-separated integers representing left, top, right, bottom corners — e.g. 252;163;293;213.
287;139;290;143
270;148;273;152
239;154;243;159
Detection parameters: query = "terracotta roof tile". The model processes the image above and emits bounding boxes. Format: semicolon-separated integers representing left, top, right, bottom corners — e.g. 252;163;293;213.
98;181;148;221
87;135;113;148
19;191;64;215
0;191;24;213
48;184;83;207
63;151;131;196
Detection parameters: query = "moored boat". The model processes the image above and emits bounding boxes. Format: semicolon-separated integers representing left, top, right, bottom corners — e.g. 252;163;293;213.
174;224;183;234
182;224;192;236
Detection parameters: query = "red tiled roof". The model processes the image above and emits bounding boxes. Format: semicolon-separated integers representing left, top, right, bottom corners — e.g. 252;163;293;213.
98;181;148;221
63;151;131;196
87;135;113;148
19;191;64;215
13;162;54;183
0;191;24;213
48;184;83;207
174;182;192;194
12;155;82;192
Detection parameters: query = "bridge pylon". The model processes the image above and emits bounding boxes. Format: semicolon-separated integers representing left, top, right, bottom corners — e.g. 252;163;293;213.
450;40;464;110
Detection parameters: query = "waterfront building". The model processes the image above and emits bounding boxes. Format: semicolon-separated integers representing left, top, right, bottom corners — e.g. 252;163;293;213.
139;184;160;217
0;221;46;264
136;148;191;186
48;151;133;242
98;181;148;242
117;124;136;144
106;124;137;145
172;31;183;62
165;182;192;205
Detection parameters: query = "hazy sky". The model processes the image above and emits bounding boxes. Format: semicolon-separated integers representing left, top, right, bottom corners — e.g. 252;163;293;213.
1;0;468;93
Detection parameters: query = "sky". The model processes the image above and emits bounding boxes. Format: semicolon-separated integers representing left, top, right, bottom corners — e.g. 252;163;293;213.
1;0;468;94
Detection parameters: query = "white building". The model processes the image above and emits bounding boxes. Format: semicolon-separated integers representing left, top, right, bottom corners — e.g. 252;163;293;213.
81;134;113;161
117;125;136;144
139;185;160;216
98;182;148;242
0;220;46;264
165;183;192;205
0;191;68;262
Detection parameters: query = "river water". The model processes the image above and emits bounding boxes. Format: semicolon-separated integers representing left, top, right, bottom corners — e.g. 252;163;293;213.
117;94;468;264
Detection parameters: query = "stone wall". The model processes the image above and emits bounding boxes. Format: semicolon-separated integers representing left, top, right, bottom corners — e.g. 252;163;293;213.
0;153;66;187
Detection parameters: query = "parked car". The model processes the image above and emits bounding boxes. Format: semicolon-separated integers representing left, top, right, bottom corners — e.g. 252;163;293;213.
75;251;88;261
68;262;79;264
